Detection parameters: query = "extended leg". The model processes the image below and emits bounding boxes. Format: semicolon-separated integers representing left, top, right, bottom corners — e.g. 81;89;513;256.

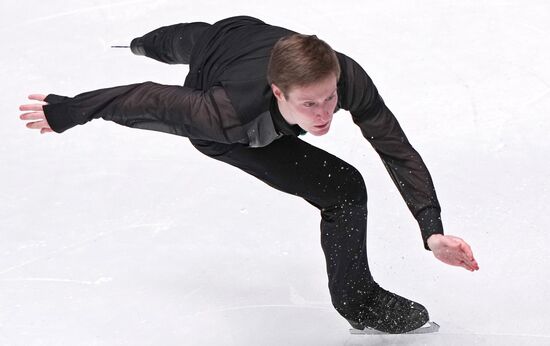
131;22;211;64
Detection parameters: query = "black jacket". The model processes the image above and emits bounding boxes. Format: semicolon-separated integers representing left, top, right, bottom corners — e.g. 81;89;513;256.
43;16;444;248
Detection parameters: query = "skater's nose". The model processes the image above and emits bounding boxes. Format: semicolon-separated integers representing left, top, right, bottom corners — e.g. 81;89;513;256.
318;105;332;121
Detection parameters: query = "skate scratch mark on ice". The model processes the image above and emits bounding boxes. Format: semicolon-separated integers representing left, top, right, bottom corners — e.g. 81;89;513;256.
524;88;550;107
1;0;155;32
0;277;112;286
180;287;201;300
217;304;332;312
527;90;550;105
0;223;164;275
519;21;548;36
188;304;332;318
440;331;550;340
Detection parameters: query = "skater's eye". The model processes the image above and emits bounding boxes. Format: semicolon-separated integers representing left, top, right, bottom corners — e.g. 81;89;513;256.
303;102;315;108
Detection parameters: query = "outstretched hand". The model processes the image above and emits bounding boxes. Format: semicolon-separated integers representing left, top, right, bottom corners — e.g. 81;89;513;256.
427;234;479;272
20;94;53;134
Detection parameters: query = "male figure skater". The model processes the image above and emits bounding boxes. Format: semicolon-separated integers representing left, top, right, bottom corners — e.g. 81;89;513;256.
20;16;479;334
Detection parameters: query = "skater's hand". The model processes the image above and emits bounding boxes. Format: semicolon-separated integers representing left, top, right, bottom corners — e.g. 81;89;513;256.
20;94;54;134
427;234;479;272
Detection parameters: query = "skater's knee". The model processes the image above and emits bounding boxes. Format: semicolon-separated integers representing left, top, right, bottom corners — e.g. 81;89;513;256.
316;166;367;221
331;166;367;207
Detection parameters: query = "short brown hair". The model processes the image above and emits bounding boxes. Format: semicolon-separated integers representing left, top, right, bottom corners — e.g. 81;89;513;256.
267;34;340;97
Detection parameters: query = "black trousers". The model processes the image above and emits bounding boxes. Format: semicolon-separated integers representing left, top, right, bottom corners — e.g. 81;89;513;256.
190;136;375;321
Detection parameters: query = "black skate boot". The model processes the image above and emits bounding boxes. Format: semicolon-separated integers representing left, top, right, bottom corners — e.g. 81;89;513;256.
347;283;429;334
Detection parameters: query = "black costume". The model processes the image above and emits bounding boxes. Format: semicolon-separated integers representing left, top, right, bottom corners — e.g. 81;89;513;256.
43;16;443;329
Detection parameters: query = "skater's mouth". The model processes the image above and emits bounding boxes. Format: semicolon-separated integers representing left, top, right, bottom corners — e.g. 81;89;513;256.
314;122;329;129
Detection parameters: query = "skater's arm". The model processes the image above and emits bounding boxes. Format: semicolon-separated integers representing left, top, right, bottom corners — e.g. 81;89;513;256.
337;53;443;250
20;83;245;144
130;22;211;64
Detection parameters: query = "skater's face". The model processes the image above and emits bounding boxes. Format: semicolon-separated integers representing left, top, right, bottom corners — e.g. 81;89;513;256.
272;74;338;136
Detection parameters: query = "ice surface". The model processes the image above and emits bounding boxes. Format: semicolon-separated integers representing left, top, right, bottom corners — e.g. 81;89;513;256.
2;1;550;345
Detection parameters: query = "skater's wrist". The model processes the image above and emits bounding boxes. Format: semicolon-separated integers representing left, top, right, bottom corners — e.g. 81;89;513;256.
426;234;444;251
416;207;444;250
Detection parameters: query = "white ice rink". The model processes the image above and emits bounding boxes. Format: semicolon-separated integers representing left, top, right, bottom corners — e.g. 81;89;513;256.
2;1;550;345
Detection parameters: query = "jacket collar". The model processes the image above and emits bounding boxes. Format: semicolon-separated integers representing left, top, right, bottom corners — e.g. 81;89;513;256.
270;96;306;137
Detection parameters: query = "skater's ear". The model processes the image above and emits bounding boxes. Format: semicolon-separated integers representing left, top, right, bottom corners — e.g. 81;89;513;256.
271;83;287;102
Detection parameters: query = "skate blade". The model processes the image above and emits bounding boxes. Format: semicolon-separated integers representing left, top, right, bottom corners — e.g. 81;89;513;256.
349;321;440;335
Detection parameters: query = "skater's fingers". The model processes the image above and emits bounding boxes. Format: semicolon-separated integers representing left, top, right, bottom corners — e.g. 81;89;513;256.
19;103;44;112
443;247;472;269
461;258;474;271
472;259;480;270
20;111;45;120
25;120;41;129
459;242;474;260
40;128;54;134
26;120;48;130
459;254;479;272
28;94;47;102
466;262;477;272
457;259;473;271
457;247;475;265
